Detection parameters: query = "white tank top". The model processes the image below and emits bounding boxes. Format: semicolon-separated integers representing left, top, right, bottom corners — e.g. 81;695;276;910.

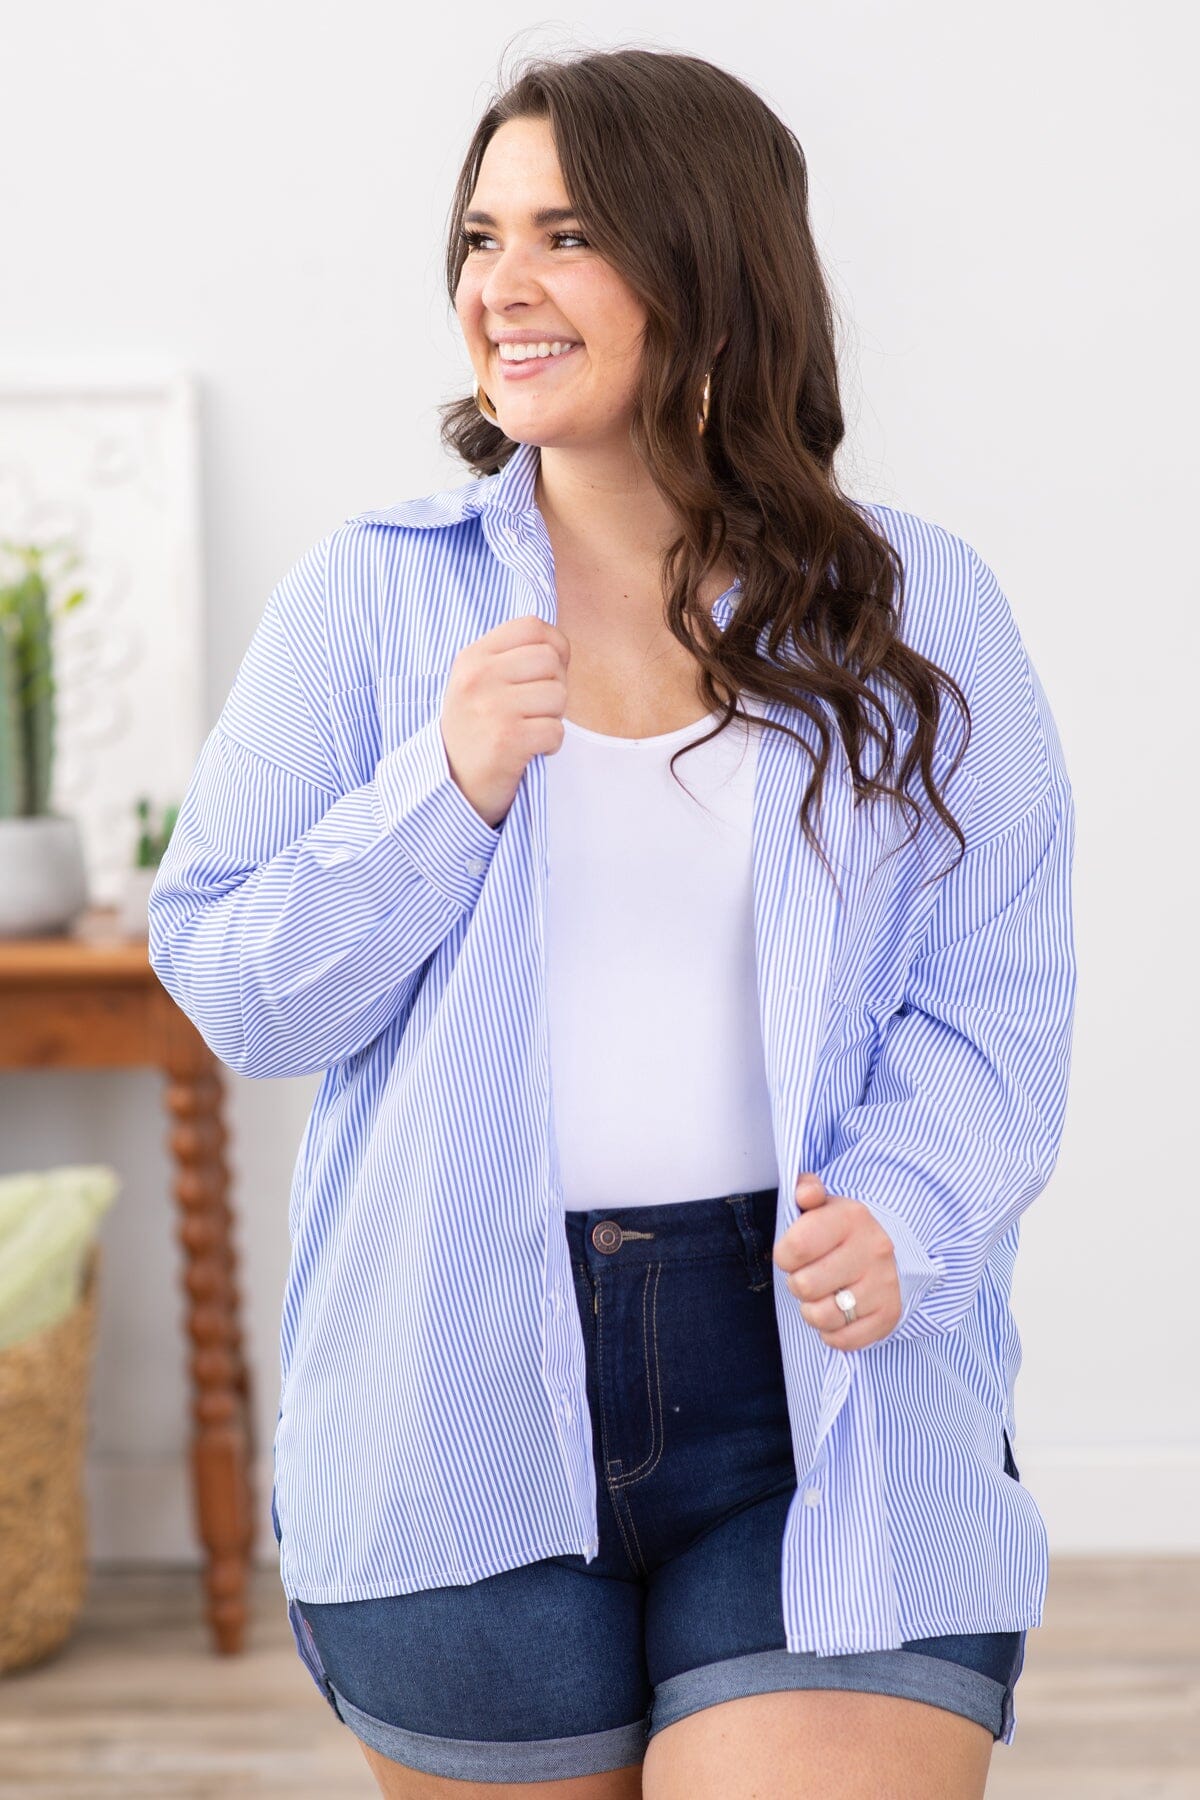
545;694;779;1210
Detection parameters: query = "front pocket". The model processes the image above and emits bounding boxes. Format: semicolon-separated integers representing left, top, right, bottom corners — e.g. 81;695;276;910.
326;674;449;784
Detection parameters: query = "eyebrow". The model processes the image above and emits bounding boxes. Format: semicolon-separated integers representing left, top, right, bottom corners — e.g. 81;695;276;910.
462;206;582;228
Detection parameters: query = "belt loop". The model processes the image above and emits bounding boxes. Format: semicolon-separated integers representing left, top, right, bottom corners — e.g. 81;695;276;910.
726;1193;771;1290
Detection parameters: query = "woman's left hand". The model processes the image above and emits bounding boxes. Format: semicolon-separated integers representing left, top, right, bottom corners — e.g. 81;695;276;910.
771;1173;902;1350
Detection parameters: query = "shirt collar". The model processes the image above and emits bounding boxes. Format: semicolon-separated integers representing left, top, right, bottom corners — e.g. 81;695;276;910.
477;437;542;520
347;438;542;531
471;439;742;626
348;437;741;628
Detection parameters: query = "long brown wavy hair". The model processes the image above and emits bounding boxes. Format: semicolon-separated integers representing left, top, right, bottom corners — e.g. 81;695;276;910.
437;45;972;890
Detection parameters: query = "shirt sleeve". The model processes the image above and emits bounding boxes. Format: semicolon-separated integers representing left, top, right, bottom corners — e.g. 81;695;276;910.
812;545;1078;1342
147;533;502;1079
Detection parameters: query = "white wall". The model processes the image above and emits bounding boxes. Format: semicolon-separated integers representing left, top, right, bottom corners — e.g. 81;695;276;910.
0;2;1194;1561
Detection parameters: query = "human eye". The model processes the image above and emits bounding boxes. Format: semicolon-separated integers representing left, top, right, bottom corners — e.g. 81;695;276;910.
458;228;589;252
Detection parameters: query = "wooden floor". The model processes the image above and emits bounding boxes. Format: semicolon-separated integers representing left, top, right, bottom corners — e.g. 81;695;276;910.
0;1558;1196;1797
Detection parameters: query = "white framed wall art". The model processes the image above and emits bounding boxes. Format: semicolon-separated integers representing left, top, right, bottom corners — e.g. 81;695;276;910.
0;367;205;911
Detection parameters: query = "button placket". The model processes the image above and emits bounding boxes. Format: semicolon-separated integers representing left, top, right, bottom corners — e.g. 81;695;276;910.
802;1443;828;1507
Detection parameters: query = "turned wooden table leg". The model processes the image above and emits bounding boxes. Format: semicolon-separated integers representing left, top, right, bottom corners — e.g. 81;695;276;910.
210;1094;258;1483
164;1048;255;1654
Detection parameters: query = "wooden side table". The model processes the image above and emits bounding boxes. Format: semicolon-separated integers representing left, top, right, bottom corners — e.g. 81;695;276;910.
0;904;255;1655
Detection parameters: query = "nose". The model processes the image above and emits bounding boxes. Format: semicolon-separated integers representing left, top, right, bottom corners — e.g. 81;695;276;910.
478;242;546;315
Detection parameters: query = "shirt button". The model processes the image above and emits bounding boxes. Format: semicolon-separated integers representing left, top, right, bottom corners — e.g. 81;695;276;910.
802;1487;822;1507
561;1400;574;1423
466;855;486;875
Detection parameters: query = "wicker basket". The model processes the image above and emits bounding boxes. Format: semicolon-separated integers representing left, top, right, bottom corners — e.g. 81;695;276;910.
0;1241;100;1675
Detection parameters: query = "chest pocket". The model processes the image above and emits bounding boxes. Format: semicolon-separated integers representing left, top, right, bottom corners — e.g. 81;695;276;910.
326;674;449;788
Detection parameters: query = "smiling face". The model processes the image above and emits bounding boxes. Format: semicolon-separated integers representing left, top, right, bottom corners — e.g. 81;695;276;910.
455;116;649;450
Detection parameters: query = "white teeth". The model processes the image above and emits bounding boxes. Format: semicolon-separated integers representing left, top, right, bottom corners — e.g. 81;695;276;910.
496;340;579;361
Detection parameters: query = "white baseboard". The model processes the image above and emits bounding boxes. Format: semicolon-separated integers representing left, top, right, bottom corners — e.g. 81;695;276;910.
84;1449;1200;1566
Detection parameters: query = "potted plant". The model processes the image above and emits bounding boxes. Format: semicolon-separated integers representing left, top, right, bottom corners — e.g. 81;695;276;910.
118;796;179;935
0;540;90;937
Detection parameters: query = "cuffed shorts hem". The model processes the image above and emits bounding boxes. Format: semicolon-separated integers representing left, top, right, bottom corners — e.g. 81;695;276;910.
328;1642;1008;1783
328;1683;650;1783
650;1645;1008;1742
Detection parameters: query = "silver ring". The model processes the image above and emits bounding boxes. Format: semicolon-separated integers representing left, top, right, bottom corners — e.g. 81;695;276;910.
833;1287;858;1325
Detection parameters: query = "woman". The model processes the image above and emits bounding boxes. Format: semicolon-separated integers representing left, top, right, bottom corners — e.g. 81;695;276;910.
148;46;1077;1800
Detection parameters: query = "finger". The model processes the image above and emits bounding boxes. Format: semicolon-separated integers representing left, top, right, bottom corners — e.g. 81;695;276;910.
797;1293;886;1342
789;1275;872;1327
783;1245;863;1305
816;1309;888;1351
814;1291;876;1334
773;1197;851;1274
773;1210;840;1274
794;1173;827;1209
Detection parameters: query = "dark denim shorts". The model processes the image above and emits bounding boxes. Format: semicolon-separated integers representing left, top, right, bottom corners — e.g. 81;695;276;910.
292;1186;1026;1784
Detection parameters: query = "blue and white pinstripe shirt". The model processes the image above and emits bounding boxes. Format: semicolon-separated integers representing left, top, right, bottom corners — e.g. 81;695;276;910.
147;439;1076;1745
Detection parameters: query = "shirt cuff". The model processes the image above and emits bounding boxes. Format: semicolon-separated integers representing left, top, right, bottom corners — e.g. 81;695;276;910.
373;713;502;910
852;1196;947;1335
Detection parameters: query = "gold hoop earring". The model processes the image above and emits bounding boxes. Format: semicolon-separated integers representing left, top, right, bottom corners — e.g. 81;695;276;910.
697;367;713;435
476;382;500;424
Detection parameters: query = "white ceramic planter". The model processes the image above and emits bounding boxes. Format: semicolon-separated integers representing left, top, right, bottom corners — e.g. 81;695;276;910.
117;866;159;938
0;815;90;938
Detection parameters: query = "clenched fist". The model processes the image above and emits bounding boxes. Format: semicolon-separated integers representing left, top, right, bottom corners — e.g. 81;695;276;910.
440;614;571;828
772;1173;902;1350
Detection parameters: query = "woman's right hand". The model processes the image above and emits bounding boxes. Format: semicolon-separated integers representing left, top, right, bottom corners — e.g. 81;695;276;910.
439;614;571;828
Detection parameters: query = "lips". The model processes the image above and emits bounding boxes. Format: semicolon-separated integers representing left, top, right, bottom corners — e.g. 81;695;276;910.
493;342;583;380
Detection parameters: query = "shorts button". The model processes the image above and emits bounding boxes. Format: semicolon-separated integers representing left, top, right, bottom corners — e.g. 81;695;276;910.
591;1220;623;1254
